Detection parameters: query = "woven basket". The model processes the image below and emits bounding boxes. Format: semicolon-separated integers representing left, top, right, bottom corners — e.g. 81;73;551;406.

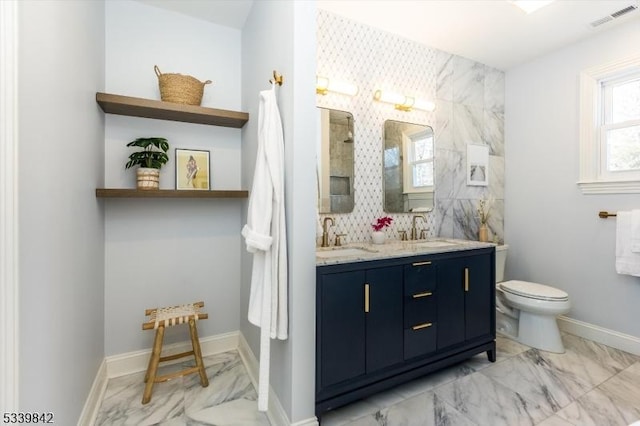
155;65;212;106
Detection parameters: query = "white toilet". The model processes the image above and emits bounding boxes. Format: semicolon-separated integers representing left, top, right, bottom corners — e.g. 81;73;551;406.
495;245;570;353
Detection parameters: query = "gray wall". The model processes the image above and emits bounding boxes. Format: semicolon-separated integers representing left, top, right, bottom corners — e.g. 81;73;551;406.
18;0;105;423
103;1;244;355
241;1;317;422
505;18;640;338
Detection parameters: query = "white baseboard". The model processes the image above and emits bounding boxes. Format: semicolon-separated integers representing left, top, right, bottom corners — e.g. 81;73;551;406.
77;359;107;426
237;333;319;426
105;331;239;378
558;315;640;355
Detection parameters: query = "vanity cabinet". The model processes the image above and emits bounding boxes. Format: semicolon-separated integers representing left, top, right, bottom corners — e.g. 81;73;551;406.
318;266;404;388
316;247;495;416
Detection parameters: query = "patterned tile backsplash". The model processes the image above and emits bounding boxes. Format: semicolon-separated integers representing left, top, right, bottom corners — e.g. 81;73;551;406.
317;10;505;245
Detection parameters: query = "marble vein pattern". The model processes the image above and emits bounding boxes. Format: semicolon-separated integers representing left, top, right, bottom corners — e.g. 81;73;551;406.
94;334;640;426
95;350;269;426
321;334;640;426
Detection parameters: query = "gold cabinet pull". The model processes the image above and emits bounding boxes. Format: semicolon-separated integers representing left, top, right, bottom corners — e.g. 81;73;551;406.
464;267;469;292
364;283;370;313
412;261;432;266
412;322;433;331
412;291;433;299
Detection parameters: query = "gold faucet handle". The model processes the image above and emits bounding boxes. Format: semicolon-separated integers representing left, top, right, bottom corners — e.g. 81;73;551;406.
335;233;347;246
398;230;408;241
420;228;430;240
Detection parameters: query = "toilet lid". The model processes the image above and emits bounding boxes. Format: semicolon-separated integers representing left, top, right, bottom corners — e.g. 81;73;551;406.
500;280;569;301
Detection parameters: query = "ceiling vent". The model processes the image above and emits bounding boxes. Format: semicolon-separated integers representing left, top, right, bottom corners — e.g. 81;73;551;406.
589;4;638;28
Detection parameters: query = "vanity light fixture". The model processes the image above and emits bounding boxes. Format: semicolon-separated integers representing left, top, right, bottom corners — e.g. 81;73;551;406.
316;76;358;96
373;90;435;112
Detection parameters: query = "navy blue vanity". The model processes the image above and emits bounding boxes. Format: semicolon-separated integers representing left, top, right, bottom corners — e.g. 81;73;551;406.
315;243;496;416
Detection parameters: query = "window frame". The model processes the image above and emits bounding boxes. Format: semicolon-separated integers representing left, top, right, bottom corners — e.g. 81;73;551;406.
401;129;434;194
578;54;640;194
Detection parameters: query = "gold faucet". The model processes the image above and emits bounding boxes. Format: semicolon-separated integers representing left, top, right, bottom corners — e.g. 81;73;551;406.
411;215;426;240
321;217;335;247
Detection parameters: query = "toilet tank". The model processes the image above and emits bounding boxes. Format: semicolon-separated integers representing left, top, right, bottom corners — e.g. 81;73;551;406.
495;244;509;283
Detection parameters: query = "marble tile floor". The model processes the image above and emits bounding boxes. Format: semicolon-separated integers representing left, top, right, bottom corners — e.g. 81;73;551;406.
320;333;640;426
94;350;270;426
95;333;640;426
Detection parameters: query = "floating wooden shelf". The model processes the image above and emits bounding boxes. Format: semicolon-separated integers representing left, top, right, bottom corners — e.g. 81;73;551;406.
96;92;249;128
96;189;248;199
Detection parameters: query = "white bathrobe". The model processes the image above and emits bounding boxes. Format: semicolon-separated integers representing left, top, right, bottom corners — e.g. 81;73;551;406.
241;84;288;412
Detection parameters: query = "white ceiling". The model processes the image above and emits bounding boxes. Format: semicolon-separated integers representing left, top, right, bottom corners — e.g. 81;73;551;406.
136;0;640;70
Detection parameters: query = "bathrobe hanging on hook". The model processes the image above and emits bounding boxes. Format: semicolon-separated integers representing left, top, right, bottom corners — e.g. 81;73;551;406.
241;83;288;412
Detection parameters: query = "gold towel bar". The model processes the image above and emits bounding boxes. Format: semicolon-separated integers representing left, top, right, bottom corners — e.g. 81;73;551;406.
598;211;617;218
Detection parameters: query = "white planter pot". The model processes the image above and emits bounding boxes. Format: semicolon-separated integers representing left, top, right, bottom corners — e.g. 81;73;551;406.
371;231;386;245
137;167;160;190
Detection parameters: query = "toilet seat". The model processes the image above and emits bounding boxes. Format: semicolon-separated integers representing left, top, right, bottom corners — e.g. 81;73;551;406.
500;280;568;302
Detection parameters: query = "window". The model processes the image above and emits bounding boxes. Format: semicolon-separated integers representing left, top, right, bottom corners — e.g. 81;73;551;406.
578;54;640;194
402;129;434;193
600;74;640;179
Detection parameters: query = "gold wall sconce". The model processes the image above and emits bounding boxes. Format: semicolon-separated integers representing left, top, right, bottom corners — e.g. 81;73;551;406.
373;90;435;112
316;76;358;96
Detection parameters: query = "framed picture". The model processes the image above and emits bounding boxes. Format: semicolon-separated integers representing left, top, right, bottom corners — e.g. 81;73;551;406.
175;149;210;190
467;144;489;186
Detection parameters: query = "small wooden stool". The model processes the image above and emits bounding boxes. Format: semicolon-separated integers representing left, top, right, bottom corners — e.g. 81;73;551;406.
141;301;209;404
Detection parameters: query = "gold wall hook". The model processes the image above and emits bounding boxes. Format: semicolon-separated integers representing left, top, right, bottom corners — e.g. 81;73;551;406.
270;70;283;86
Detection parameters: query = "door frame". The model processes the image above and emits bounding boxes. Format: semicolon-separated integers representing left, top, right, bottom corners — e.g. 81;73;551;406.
0;0;20;410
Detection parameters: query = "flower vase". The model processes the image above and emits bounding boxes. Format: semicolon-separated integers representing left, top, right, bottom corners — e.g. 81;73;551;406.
478;223;489;242
371;231;386;245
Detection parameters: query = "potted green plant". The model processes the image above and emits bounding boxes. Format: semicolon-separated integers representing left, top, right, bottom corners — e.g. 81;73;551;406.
125;137;169;190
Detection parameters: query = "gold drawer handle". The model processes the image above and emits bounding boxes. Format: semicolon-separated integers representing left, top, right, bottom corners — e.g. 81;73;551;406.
412;261;432;266
464;267;469;292
412;322;433;331
364;283;370;313
412;291;433;299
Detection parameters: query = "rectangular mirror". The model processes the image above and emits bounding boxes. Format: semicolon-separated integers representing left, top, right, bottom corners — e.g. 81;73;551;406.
383;120;434;213
317;108;355;213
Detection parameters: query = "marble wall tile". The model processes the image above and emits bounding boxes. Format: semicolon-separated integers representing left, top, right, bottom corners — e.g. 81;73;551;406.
435;100;454;150
434;371;552;425
436;51;454;102
484;66;505;114
435;148;461;199
453;56;485;108
484;110;505;156
452;104;484;152
435;198;455;238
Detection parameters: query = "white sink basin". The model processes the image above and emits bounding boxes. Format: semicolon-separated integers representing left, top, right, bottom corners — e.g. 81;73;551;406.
316;247;375;258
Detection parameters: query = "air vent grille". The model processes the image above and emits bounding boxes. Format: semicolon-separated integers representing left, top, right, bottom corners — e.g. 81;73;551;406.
590;4;638;28
611;5;638;18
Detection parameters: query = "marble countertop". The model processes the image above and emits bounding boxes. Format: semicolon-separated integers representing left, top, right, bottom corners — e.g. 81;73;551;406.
316;238;496;266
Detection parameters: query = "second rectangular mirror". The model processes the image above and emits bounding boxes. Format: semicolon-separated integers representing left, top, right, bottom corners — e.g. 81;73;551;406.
383;120;434;213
